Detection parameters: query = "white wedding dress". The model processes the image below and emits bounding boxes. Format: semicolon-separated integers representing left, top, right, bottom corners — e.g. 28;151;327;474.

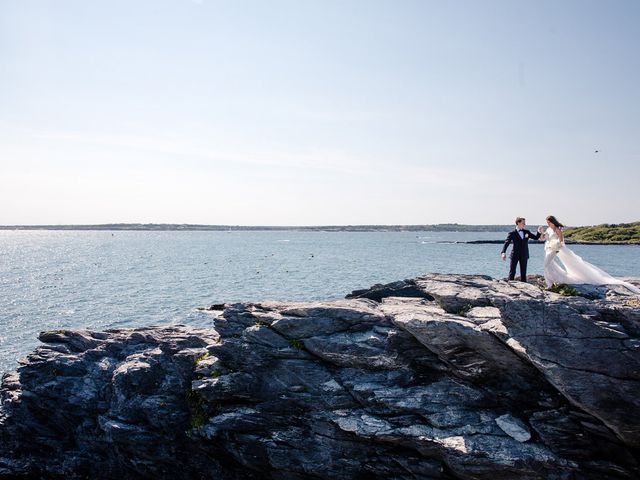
543;227;640;293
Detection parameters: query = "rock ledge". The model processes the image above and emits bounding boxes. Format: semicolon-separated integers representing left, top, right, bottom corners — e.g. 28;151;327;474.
2;274;640;479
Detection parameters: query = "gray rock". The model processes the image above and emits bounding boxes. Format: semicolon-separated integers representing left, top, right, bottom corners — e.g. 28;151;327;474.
1;273;640;479
495;413;532;442
346;279;434;302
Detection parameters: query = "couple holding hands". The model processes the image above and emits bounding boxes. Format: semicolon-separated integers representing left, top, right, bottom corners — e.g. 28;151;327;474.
501;215;639;294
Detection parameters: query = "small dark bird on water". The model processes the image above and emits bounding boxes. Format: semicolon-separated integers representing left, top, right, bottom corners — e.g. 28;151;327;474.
595;149;599;153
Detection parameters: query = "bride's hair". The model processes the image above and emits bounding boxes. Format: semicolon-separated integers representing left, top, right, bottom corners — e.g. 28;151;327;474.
546;215;564;228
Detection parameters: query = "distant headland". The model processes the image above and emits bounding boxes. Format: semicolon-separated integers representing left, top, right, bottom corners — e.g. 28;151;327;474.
564;221;640;244
467;222;640;245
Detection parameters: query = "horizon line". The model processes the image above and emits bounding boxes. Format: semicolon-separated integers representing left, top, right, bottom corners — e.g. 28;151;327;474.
1;222;512;226
0;222;515;232
2;221;637;231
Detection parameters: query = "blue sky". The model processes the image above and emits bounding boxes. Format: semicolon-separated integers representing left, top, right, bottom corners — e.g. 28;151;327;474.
1;0;638;225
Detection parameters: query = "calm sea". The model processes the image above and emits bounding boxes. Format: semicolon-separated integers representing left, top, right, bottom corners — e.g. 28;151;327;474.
1;230;639;374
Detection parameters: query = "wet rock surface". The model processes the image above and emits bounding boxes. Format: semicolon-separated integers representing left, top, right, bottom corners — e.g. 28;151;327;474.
2;274;640;479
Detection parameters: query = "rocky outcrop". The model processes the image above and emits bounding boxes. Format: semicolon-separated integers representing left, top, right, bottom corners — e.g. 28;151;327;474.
1;274;640;479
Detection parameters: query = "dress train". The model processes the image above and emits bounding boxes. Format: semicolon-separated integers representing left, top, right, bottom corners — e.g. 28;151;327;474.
543;227;640;294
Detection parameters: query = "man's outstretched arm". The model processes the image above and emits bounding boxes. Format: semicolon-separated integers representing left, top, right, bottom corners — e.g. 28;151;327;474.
501;233;512;260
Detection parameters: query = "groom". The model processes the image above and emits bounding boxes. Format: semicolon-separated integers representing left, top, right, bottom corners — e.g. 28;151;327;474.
501;217;541;282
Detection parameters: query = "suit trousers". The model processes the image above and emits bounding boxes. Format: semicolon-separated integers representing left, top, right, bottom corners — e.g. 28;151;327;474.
509;256;527;281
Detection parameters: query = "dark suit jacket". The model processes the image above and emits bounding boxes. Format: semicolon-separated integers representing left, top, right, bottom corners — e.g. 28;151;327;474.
501;229;541;259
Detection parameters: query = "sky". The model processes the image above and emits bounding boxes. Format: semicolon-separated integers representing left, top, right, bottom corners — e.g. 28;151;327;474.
1;0;639;226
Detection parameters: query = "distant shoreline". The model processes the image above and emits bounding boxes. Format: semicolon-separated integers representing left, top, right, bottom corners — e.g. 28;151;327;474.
465;239;640;246
0;223;512;232
3;224;639;244
564;222;640;244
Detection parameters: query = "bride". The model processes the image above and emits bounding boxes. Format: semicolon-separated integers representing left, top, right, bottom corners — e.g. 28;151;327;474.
538;215;640;294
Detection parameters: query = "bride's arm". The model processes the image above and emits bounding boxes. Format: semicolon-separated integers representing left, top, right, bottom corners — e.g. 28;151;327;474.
557;228;564;243
537;226;546;240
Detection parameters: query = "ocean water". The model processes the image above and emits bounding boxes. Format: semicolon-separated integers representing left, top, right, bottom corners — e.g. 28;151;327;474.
1;230;639;374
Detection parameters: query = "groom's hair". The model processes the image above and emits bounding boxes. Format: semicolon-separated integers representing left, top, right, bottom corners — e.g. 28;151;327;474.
515;217;525;225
